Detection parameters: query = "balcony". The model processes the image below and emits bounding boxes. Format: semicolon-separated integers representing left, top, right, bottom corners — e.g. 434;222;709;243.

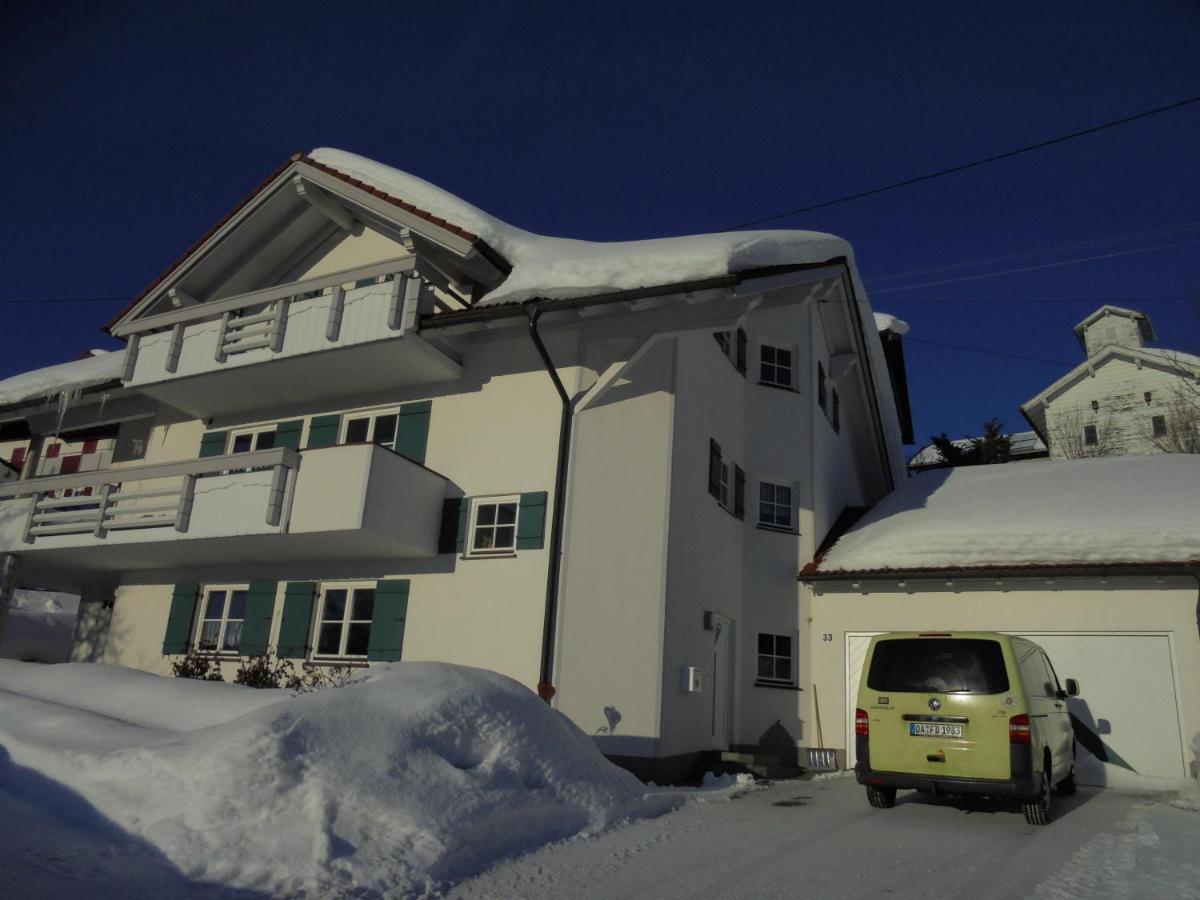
114;258;463;418
0;444;447;587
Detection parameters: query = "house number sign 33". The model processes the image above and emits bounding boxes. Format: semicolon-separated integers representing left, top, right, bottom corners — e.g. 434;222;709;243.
821;633;833;642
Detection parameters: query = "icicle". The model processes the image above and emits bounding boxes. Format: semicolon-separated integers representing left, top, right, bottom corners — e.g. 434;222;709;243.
96;391;110;420
53;387;83;437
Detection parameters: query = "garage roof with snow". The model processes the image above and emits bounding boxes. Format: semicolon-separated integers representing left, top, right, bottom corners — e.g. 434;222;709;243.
807;455;1200;574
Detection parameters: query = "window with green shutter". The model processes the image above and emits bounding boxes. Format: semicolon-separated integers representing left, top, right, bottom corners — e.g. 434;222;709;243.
516;491;548;550
239;581;278;656
438;497;466;554
163;583;200;654
277;581;317;658
274;420;304;450
368;580;410;661
306;415;341;449
394;400;432;464
199;431;229;458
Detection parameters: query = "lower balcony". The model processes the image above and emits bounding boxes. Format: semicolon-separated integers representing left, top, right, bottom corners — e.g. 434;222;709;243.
0;444;447;587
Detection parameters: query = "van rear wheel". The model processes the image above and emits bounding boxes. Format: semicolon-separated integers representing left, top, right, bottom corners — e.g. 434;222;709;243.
866;785;896;809
1023;766;1052;826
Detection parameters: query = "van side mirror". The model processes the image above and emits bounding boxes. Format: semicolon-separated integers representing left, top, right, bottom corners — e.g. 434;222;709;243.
1065;678;1080;697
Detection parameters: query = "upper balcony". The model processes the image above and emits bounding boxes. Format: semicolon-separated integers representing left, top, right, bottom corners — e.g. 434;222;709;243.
0;443;447;588
113;257;463;419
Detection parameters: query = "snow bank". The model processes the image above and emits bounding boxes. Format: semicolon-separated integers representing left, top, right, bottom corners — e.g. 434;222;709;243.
0;661;684;895
0;590;79;663
0;350;124;408
817;455;1200;571
309;148;850;307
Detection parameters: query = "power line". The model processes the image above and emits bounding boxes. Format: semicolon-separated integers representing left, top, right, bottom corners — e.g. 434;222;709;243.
726;93;1200;229
870;237;1200;294
864;220;1200;284
0;295;128;305
904;336;1074;366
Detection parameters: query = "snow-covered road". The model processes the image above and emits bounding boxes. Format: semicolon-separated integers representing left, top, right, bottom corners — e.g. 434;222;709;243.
452;775;1200;900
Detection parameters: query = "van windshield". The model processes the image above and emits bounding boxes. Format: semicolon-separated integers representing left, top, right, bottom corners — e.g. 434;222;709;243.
866;638;1009;694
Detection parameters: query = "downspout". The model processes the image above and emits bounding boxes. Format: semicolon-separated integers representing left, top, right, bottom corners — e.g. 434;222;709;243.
525;303;573;703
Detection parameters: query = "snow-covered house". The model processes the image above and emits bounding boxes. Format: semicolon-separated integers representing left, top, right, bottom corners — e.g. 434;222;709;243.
800;454;1200;781
907;429;1047;471
1021;306;1200;458
0;149;912;781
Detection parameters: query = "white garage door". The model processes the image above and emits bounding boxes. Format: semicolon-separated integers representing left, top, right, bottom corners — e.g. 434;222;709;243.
843;632;1187;778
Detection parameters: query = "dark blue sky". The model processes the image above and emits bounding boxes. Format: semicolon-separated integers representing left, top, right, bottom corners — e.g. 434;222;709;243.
2;1;1197;450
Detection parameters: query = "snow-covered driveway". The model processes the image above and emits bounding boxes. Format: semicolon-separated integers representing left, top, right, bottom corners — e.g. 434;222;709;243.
452;775;1200;900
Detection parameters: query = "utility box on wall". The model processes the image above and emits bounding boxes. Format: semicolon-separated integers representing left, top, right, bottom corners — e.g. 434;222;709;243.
681;666;704;693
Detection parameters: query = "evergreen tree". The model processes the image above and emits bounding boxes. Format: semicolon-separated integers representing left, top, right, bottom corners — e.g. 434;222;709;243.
931;433;974;467
971;418;1011;464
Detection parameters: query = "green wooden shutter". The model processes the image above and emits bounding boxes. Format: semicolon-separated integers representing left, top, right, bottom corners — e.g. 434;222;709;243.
708;439;722;498
274;420;304;450
277;581;316;659
455;497;469;553
735;327;747;375
240;581;278;656
306;414;341;449
394;400;432;463
438;497;465;554
733;465;746;520
198;431;228;458
163;583;200;655
368;580;410;661
516;491;548;550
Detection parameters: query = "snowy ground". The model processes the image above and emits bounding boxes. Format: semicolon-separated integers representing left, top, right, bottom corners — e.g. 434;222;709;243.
0;591;79;663
453;775;1200;900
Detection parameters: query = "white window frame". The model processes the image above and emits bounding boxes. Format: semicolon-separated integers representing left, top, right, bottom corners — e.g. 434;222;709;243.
229;425;277;455
758;341;796;390
757;479;795;531
466;494;521;558
194;584;250;654
341;407;402;450
312;582;377;659
756;632;796;686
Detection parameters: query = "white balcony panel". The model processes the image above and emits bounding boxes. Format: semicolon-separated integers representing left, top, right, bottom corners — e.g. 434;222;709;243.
0;444;447;589
128;282;461;418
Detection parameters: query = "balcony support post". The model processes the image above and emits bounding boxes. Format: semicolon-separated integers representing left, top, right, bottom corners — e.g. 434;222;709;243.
166;324;185;373
270;298;291;352
266;464;288;527
21;493;40;544
175;474;196;533
121;334;140;382
94;484;112;538
215;312;231;363
326;286;345;342
0;553;20;650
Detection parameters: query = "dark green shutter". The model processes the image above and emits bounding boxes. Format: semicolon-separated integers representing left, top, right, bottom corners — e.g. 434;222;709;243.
306;415;341;449
274;420;304;450
733;465;745;520
199;431;228;458
368;580;410;661
516;491;548;550
439;497;465;554
455;497;469;553
277;581;316;659
163;583;200;654
736;328;747;375
394;400;432;464
708;439;722;498
240;581;277;656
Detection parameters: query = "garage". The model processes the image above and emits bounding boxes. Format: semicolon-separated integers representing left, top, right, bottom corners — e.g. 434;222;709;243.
843;630;1189;779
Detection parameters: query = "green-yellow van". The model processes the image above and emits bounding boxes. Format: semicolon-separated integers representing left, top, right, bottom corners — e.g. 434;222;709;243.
854;632;1079;825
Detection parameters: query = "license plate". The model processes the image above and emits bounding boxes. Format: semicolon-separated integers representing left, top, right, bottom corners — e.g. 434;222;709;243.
910;723;963;738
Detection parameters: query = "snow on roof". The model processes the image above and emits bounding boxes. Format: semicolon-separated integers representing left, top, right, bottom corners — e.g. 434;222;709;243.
908;431;1046;468
815;455;1200;572
0;350;124;409
873;312;910;336
309;148;852;307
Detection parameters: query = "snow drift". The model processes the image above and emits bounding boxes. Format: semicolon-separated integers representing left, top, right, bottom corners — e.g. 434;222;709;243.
0;661;696;896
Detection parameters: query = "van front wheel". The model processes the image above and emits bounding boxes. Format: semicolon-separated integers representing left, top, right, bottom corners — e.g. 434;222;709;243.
866;785;896;809
1023;767;1052;826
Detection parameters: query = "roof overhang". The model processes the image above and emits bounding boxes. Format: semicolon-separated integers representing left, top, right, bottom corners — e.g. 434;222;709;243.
800;560;1200;582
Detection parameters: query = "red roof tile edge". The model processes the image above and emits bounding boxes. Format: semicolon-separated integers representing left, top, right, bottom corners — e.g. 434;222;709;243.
105;152;485;335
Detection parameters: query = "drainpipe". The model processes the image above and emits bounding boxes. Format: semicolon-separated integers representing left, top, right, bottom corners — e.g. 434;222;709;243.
525;303;573;703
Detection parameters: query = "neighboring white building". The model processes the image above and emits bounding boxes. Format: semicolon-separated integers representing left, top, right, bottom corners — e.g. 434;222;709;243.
0;149;913;781
800;454;1200;782
1021;305;1200;459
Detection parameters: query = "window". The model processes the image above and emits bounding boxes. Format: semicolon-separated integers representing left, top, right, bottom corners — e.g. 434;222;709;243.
315;585;375;657
230;428;275;454
817;362;827;412
758;482;793;530
706;439;743;517
197;587;247;653
1083;424;1098;446
713;331;731;355
712;328;747;375
757;634;793;684
343;411;399;450
1152;415;1167;437
831;389;841;433
867;638;1009;694
759;344;793;388
467;496;519;556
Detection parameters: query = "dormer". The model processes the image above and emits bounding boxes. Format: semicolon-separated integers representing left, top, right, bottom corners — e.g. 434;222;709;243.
1073;305;1156;358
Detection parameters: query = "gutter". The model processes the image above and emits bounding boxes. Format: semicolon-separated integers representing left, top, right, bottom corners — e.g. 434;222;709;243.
800;562;1200;582
525;304;573;703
